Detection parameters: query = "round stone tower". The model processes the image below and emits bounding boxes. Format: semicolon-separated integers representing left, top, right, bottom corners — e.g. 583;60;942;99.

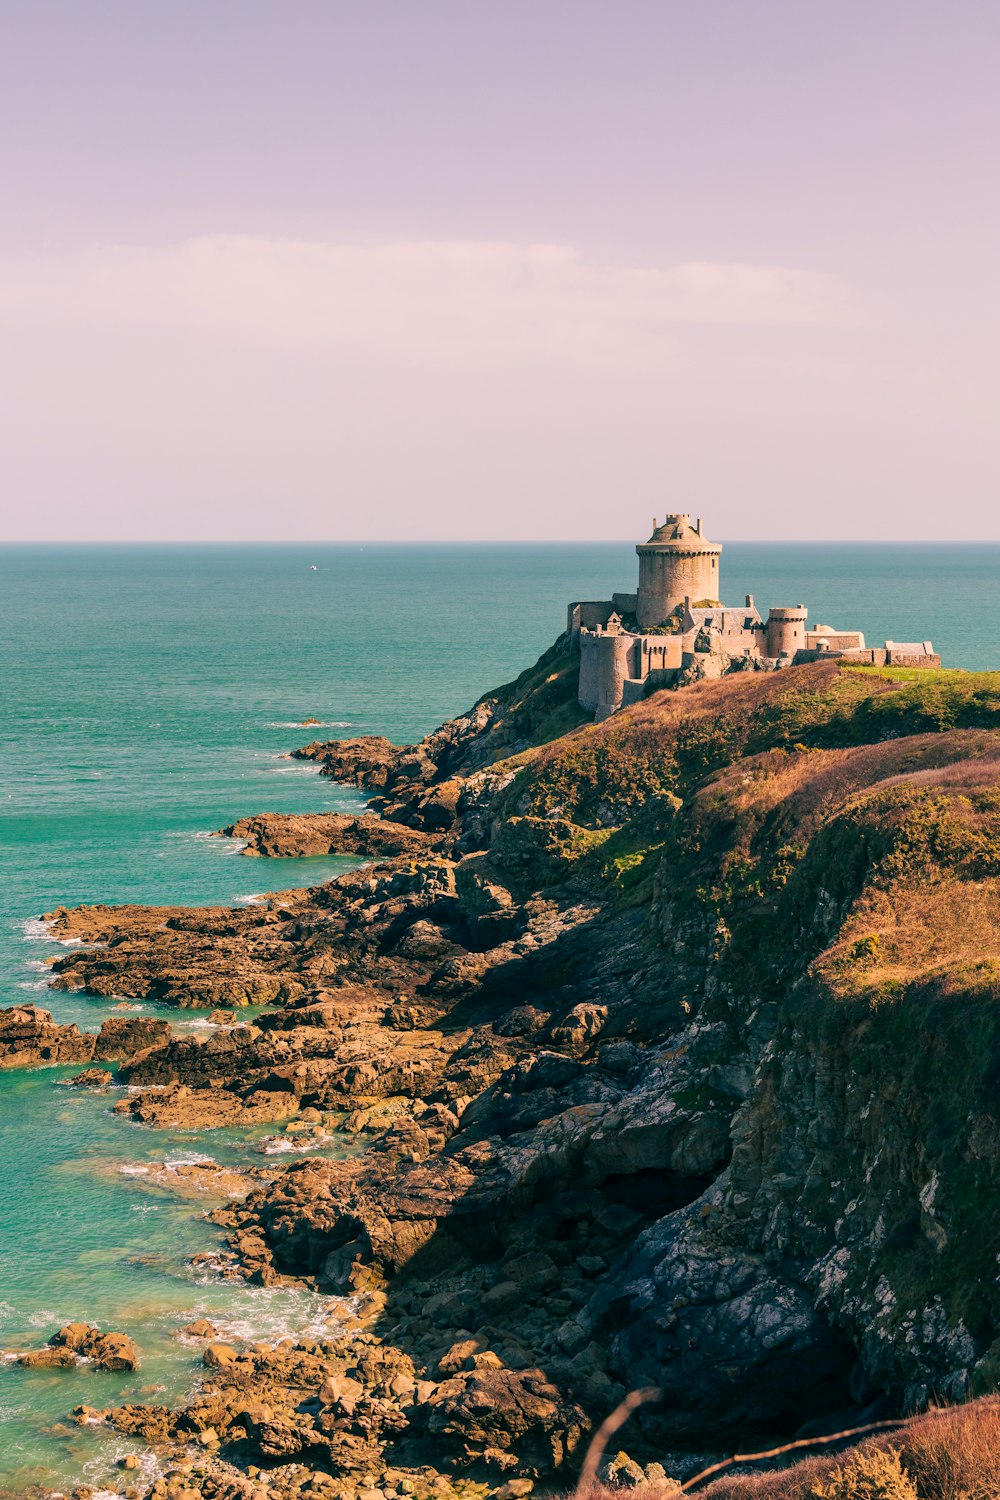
635;514;722;629
766;605;808;657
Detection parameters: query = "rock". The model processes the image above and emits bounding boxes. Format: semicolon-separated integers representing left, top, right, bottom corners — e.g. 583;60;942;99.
318;1373;365;1406
203;1343;238;1367
94;1015;173;1059
179;1319;219;1339
132;1159;262;1199
17;1346;79;1368
501;1252;558;1291
0;1007;173;1073
424;1367;588;1472
0;1005;96;1069
291;735;404;790
49;1324;140;1372
602;1452;646;1488
218;812;436;860
69;1067;114;1089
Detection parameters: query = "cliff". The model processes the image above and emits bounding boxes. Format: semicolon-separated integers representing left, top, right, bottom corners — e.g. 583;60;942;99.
37;647;1000;1498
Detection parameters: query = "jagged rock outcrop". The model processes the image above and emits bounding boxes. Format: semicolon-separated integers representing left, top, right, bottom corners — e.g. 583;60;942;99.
15;1323;139;1372
218;811;438;859
0;1004;171;1069
0;1004;96;1068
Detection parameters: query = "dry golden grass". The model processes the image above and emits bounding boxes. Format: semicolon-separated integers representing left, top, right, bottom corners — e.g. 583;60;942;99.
674;1398;1000;1499
691;731;1000;871
570;1401;1000;1500
818;876;1000;1002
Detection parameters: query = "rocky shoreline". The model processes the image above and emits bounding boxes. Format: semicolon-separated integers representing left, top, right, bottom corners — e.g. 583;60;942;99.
15;644;1000;1499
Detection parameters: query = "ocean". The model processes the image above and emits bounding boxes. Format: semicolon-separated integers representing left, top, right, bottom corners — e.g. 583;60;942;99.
1;540;998;1491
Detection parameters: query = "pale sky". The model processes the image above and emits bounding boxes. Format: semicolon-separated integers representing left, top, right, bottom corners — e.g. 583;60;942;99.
2;0;998;541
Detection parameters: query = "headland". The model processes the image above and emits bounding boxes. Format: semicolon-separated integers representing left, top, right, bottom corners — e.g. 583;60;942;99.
6;540;1000;1500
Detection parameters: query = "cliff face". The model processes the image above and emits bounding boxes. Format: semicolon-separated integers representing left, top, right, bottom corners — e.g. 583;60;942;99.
41;649;1000;1492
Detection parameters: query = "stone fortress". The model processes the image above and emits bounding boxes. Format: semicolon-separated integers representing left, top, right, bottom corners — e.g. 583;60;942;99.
569;515;939;719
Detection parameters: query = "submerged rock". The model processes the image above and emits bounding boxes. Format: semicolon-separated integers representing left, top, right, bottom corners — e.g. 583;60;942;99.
68;1067;114;1089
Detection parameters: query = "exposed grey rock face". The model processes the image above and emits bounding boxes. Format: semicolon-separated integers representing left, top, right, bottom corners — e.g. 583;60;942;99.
587;1204;854;1434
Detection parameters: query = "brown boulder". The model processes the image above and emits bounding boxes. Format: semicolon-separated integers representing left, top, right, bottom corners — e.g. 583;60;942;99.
291;735;405;789
422;1366;588;1473
93;1015;172;1059
69;1067;114;1089
17;1346;78;1368
51;1324;140;1371
0;1005;96;1069
179;1319;219;1339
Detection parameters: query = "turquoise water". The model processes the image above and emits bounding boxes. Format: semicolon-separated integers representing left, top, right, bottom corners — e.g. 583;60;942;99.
1;541;999;1492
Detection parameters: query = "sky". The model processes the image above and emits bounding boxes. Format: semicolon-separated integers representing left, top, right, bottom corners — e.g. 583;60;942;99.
1;0;998;542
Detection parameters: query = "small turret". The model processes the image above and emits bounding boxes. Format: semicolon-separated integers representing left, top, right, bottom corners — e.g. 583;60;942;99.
766;605;808;658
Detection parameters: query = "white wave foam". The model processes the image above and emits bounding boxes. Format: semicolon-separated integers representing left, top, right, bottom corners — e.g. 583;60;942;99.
118;1164;151;1178
22;917;86;948
164;1150;216;1167
207;1289;349;1346
234;892;267;906
265;721;352;729
82;1445;163;1490
21;917;53;940
258;1131;333;1155
188;1252;242;1284
25;1307;61;1328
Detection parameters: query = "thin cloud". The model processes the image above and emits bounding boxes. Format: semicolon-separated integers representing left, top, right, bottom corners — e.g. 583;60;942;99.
0;237;865;371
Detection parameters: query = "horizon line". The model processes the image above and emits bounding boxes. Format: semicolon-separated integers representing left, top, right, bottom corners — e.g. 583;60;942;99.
5;536;1000;548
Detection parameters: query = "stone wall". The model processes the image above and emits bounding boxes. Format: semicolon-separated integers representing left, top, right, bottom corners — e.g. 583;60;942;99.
640;635;684;675
567;600;614;643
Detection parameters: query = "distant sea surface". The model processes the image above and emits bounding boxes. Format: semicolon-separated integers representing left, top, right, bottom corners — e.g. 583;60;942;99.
0;540;998;1489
